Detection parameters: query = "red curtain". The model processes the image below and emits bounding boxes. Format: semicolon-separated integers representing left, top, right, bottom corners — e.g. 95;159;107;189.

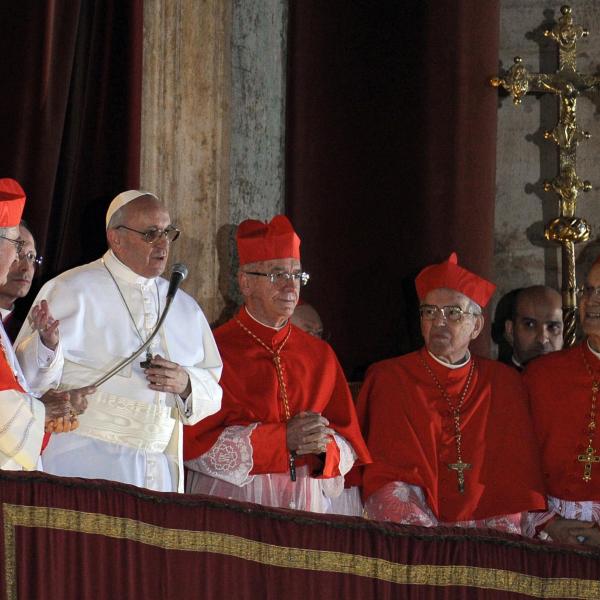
1;471;599;599
286;1;500;377
0;0;143;281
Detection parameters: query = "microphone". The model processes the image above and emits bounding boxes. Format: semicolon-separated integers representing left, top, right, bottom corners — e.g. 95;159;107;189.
167;263;188;299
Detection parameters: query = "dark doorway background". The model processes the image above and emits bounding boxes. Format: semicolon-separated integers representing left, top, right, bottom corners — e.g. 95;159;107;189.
286;1;500;377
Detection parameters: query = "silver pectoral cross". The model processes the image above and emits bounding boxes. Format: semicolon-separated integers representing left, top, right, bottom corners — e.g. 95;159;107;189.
448;460;472;494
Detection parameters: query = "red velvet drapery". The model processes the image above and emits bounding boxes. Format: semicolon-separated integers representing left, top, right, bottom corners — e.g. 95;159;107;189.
0;1;143;280
286;1;500;377
1;471;599;599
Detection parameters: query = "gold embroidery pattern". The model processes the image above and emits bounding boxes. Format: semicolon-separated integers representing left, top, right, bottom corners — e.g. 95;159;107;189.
3;503;599;600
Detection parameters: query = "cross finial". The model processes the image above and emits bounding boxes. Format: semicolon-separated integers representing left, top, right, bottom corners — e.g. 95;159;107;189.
491;6;600;348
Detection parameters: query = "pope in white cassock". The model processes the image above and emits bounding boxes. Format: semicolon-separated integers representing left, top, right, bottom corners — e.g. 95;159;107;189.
0;178;93;470
16;190;223;491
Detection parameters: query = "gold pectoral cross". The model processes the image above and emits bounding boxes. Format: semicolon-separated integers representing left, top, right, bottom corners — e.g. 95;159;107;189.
578;445;600;482
448;460;472;494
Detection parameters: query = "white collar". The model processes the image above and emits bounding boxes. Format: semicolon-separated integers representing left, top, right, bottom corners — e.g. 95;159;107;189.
587;339;600;360
244;306;288;331
103;250;157;287
511;355;523;368
0;306;13;321
428;349;471;370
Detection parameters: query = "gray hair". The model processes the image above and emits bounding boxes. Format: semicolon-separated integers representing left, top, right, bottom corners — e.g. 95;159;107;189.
238;261;262;275
430;288;483;316
468;299;482;316
107;207;126;230
0;227;12;237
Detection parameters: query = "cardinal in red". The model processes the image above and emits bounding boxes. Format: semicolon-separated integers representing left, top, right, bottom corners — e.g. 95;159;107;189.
357;253;546;535
184;215;370;513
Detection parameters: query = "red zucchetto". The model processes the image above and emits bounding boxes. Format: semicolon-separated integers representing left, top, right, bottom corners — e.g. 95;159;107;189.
415;252;496;308
0;178;25;227
236;215;301;265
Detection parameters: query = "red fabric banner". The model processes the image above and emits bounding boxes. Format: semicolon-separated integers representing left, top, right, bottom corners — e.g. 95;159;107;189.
0;471;598;599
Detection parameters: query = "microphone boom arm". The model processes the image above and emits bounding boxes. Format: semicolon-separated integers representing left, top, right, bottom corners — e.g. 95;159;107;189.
92;294;176;388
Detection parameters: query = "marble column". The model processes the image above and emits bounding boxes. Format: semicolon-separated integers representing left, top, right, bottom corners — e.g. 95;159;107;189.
141;0;286;324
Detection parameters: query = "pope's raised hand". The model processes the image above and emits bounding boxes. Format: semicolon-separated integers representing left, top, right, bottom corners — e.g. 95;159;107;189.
29;299;60;350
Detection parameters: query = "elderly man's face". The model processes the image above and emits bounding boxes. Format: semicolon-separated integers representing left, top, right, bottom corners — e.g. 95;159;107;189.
420;288;483;363
0;226;21;286
505;288;563;365
108;196;172;278
579;263;600;350
0;225;37;303
239;258;301;328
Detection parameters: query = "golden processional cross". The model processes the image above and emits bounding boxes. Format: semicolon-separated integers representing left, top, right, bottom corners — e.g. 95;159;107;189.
491;5;600;346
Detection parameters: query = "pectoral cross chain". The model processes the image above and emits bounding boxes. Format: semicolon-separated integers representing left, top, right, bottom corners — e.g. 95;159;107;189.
448;460;472;494
235;317;296;481
578;445;600;482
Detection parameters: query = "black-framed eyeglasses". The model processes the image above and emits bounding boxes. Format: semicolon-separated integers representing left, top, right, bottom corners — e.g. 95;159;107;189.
244;271;310;287
18;250;43;268
0;235;25;255
419;304;479;322
116;225;180;244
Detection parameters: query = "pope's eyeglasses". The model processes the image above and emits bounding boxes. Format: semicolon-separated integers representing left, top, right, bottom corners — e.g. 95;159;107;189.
116;225;180;244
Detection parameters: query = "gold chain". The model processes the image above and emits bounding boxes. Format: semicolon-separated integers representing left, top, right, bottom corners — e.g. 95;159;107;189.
578;346;600;482
102;260;160;354
419;355;476;493
235;317;297;481
234;318;293;419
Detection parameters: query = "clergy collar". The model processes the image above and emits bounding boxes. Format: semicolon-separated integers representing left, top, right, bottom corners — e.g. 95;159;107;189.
102;250;157;287
511;355;523;369
587;339;600;361
428;349;471;370
237;305;291;347
244;305;288;331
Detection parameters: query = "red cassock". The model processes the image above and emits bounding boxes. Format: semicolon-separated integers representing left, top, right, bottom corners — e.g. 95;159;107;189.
357;348;547;522
184;307;371;476
523;343;600;501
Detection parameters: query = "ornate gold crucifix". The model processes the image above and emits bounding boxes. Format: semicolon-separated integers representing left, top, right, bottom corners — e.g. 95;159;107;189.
578;445;600;482
448;460;472;494
491;5;600;346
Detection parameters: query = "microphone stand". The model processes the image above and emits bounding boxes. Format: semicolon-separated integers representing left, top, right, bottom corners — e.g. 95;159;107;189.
92;293;177;388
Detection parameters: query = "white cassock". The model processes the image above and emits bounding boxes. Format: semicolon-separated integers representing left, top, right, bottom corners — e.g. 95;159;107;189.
0;315;62;471
15;250;223;492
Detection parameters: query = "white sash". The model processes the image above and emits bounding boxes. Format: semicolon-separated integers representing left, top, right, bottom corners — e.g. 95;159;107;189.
75;391;175;453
